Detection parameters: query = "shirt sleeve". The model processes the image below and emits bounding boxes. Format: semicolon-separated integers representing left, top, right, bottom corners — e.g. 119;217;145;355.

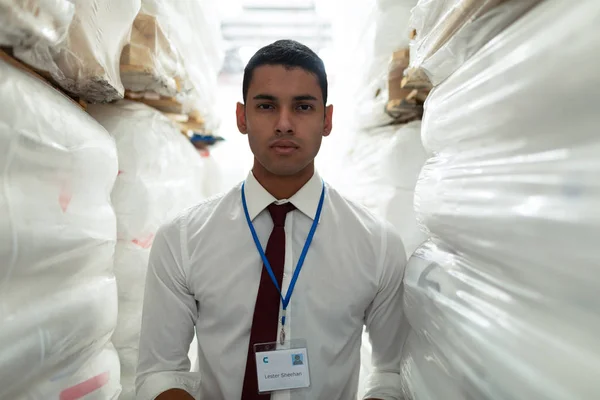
362;222;410;400
135;218;200;400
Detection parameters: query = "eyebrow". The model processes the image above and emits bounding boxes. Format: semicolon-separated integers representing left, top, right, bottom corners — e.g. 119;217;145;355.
252;94;319;102
253;94;277;101
293;95;318;102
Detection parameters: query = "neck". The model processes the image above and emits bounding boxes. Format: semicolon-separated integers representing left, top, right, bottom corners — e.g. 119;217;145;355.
252;160;315;200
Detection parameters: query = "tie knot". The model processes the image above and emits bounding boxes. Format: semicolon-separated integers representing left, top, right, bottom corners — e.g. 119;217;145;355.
268;202;296;227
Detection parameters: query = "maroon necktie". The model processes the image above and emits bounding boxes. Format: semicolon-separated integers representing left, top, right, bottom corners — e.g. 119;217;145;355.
241;202;296;399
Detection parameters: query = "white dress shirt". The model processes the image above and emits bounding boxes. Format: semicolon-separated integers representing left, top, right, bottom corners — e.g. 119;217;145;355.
135;171;409;400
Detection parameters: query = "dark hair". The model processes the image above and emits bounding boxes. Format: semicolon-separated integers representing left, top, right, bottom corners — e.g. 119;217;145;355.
242;39;328;105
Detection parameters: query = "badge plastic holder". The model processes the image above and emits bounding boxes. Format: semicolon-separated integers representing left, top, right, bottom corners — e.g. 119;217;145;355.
253;339;311;396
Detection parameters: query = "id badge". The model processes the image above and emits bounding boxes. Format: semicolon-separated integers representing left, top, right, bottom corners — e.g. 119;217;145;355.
254;339;311;394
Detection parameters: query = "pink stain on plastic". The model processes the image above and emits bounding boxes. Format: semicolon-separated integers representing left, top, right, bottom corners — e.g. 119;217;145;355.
132;233;155;249
199;148;210;158
59;371;109;400
58;189;72;212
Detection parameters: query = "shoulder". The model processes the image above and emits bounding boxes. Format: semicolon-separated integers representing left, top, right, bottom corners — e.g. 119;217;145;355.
325;183;394;234
159;183;241;237
325;183;406;262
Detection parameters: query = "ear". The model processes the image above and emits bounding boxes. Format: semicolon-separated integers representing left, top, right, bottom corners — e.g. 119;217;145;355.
236;102;247;134
323;104;334;137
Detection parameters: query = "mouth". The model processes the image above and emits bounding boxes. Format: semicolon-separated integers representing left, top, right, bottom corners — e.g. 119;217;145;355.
270;140;299;155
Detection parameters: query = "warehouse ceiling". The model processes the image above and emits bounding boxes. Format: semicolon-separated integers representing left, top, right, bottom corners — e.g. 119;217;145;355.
220;0;332;74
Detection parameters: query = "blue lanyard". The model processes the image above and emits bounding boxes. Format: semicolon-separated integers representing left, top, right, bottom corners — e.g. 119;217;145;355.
241;181;325;328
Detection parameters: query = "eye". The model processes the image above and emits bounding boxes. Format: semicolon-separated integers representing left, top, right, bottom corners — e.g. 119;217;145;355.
296;104;313;111
257;104;275;110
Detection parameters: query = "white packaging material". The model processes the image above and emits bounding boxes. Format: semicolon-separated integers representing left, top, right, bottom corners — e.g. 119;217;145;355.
14;0;141;103
403;1;600;397
329;0;417;131
407;0;541;86
188;331;200;373
400;330;463;400
380;121;428;256
335;122;427;257
0;0;74;48
334;123;427;399
381;124;424;188
356;328;373;399
355;2;416;130
195;149;229;198
120;0;224;128
0;60;119;398
415;0;600;301
19;344;122;400
88;100;209;399
420;0;599;153
334;125;398;216
403;241;600;399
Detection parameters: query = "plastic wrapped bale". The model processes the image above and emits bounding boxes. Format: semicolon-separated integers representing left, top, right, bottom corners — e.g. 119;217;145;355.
406;0;541;87
406;1;600;396
400;330;463;400
120;0;224;126
403;241;600;399
195;147;229;198
0;59;119;399
13;0;141;103
334;122;427;256
19;344;122;400
356;327;373;399
88;100;209;399
415;0;600;298
347;123;427;400
333;125;398;217
0;0;74;48
354;1;417;130
330;0;417;131
380;121;428;257
419;0;599;153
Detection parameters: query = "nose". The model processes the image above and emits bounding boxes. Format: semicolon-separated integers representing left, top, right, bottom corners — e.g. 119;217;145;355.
275;108;294;135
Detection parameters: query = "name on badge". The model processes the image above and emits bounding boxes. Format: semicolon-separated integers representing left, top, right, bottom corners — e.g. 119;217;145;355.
255;347;310;392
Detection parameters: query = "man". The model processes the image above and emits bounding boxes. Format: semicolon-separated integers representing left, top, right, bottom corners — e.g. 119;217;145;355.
135;39;409;400
292;354;303;366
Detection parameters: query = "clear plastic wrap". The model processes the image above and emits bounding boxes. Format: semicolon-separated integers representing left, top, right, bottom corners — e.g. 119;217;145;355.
403;241;600;399
334;125;397;215
415;0;600;300
329;0;416;131
380;121;428;256
334;122;427;256
355;2;416;130
0;59;119;398
120;0;224;128
88;100;210;399
403;1;600;398
420;0;599;153
381;122;427;193
357;328;373;399
407;0;540;86
18;343;122;400
335;122;427;399
13;0;141;103
400;330;463;400
0;0;74;47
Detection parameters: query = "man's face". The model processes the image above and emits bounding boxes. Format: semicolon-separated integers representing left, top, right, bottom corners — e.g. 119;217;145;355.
236;65;333;177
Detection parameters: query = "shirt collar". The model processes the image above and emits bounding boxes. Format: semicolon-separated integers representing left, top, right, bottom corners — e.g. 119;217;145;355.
243;170;323;221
